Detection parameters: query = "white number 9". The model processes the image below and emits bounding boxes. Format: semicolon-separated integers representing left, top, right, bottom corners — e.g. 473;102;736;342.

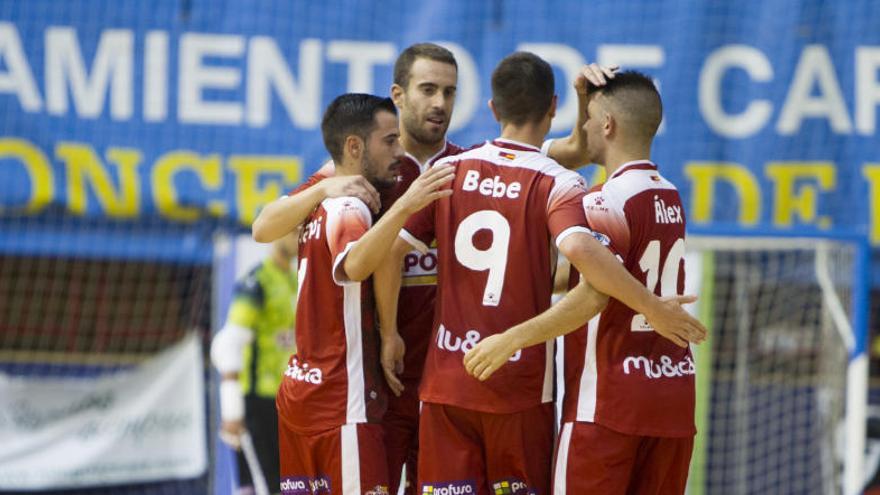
454;210;511;306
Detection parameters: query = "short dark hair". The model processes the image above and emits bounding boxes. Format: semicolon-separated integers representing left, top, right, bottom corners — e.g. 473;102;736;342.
589;70;663;140
393;43;458;89
321;93;397;163
491;52;555;126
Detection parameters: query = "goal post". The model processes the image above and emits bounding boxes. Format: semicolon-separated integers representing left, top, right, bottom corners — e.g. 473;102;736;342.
684;231;870;495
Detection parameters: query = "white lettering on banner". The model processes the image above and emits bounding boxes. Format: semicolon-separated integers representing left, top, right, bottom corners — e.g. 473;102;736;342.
1;25;878;137
247;38;322;128
0;334;206;490
178;33;245;125
622;354;696;379
461;170;521;199
777;45;852;135
45;27;133;120
284;358;323;385
144;31;168;122
436;325;521;361
699;45;773;138
856;47;880;135
699;44;878;137
326;40;395;93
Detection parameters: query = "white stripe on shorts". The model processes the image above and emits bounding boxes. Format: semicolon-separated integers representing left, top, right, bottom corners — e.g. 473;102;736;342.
554;422;574;495
341;424;361;495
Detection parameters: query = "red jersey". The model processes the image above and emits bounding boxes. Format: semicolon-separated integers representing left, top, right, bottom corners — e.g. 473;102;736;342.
563;160;696;437
386;143;465;382
294;142;464;383
401;138;589;414
276;195;386;434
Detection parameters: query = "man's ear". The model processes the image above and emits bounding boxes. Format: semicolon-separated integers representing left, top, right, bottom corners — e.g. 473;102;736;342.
604;112;615;138
488;99;500;122
390;84;405;108
548;94;558;120
344;135;364;161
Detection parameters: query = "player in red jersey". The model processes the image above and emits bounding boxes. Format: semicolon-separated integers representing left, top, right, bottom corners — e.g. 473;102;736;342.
254;43;617;495
275;93;453;495
379;54;705;495
464;72;700;494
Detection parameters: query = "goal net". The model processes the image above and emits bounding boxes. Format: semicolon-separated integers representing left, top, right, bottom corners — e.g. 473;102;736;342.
685;234;870;495
0;215;214;494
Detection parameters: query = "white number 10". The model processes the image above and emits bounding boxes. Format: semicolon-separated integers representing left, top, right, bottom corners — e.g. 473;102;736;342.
454;210;511;306
638;238;685;296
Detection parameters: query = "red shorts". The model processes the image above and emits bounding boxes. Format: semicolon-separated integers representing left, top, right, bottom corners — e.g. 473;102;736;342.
278;421;389;495
553;422;693;495
383;378;420;495
418;402;554;495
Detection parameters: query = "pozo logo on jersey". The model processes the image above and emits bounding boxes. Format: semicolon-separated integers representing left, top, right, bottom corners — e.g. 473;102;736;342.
403;248;438;276
436;325;521;361
284;358;323;384
422;480;477;495
623;354;695;379
492;478;534;495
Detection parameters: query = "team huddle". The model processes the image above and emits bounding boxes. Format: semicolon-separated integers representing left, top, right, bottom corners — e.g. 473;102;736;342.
253;43;707;495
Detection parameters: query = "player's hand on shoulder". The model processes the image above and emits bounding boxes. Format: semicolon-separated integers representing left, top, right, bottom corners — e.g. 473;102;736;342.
574;63;619;95
463;333;516;382
321;176;381;213
646;294;707;348
396;164;455;215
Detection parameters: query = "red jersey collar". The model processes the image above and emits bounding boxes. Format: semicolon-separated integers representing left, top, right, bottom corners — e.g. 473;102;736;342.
491;138;541;153
405;141;453;172
609;160;657;180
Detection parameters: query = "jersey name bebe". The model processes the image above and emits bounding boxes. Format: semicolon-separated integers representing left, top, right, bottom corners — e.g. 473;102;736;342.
461;169;522;199
401;138;589;414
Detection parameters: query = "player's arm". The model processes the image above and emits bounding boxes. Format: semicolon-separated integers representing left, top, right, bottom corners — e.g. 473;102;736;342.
342;165;454;282
560;232;704;346
373;237;411;396
545;63;618;169
210;293;259;448
252;175;381;243
464;278;608;381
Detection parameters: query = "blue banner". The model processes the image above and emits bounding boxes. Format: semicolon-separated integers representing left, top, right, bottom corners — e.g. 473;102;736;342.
0;0;877;261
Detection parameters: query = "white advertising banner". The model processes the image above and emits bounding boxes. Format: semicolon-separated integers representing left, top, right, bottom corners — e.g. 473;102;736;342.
0;333;207;490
